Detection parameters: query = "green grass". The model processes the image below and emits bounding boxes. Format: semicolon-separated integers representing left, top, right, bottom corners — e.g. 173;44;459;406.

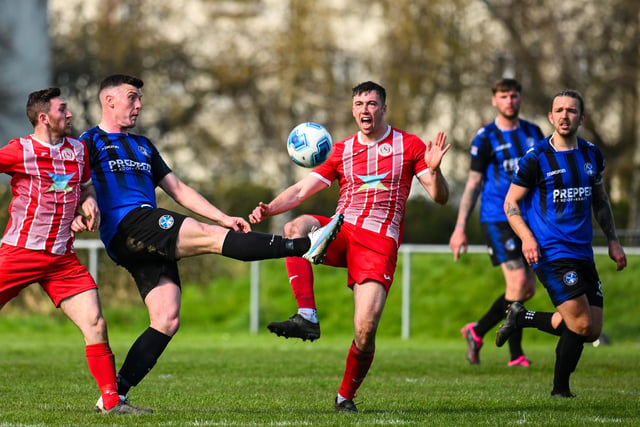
180;253;640;343
0;329;638;426
0;252;638;425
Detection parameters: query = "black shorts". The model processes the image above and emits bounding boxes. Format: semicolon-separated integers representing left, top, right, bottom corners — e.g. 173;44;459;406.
534;258;603;308
481;221;525;266
109;207;188;299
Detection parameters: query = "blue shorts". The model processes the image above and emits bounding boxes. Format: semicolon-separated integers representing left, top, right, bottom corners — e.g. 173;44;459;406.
481;221;525;266
534;258;603;307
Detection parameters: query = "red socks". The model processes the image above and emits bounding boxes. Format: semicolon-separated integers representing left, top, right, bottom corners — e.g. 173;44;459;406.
338;341;375;399
86;343;120;410
285;257;316;309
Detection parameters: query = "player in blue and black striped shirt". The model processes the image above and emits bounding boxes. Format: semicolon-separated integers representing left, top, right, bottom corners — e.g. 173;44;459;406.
498;89;626;397
451;78;544;366
80;74;343;411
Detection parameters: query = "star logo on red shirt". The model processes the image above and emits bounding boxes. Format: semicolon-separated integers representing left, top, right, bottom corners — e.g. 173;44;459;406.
46;172;75;192
356;172;389;192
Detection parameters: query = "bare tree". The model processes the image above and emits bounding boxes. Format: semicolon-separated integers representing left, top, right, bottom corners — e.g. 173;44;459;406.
378;0;640;230
49;0;640;231
479;0;640;231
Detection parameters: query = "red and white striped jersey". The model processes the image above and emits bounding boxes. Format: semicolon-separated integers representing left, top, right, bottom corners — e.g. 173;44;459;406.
312;126;429;244
0;135;91;255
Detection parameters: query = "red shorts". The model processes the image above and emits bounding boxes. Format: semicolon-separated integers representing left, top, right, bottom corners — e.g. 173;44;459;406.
312;215;398;292
0;244;97;307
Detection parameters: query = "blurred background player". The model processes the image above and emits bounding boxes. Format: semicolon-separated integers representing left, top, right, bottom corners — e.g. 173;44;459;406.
449;78;544;366
499;89;626;397
250;81;450;412
0;88;147;414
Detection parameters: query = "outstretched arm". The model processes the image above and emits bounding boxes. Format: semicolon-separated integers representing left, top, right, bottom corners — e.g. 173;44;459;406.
592;180;627;271
417;131;450;205
159;172;251;232
249;174;327;224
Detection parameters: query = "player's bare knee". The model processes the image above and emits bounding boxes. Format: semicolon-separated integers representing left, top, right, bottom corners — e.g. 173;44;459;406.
584;323;602;342
570;318;594;338
151;316;180;336
284;217;310;238
165;317;180;336
522;286;536;300
95;315;107;333
283;221;297;238
80;315;108;342
354;335;376;353
168;321;180;336
203;223;227;248
195;222;220;240
177;221;226;256
354;326;377;351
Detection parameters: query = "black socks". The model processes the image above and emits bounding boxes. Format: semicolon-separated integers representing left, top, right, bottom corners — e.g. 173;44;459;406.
221;231;310;261
474;294;507;337
520;310;566;337
552;328;585;394
117;327;172;396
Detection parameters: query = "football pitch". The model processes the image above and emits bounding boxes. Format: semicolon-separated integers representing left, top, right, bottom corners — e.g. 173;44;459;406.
0;328;638;426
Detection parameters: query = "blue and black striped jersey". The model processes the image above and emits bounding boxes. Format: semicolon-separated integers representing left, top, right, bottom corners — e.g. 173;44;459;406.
79;126;172;251
512;136;605;262
470;119;544;223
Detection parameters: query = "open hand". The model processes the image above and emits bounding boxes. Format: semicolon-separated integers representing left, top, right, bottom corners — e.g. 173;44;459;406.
425;131;451;170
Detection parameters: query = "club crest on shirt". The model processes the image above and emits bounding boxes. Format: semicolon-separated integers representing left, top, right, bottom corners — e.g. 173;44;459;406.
158;214;175;229
584;162;594;176
563;271;578;286
61;147;76;161
138;145;151;158
378;143;393;156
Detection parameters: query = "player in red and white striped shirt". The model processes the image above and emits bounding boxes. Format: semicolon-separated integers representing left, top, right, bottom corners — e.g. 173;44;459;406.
0;88;147;414
250;81;450;412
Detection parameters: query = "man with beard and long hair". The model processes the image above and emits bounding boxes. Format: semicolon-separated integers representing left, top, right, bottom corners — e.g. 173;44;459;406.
498;89;626;397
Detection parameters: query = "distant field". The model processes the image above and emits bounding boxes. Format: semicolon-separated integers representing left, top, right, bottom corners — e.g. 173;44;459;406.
183;252;639;343
2;252;637;341
0;330;638;426
0;252;638;425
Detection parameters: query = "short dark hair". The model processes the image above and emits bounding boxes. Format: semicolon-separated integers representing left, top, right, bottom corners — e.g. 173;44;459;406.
552;89;585;116
26;87;61;126
352;81;386;105
99;74;144;93
492;78;522;94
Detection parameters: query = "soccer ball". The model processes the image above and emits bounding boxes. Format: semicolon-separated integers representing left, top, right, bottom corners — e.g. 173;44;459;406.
286;122;333;168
